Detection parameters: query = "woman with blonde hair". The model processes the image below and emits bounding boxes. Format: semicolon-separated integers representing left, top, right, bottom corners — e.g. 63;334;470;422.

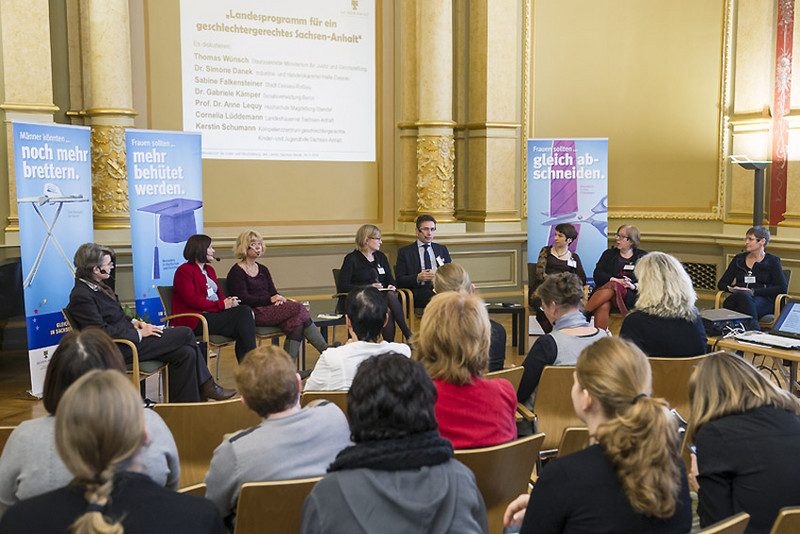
433;263;507;371
585;225;647;330
505;337;691;533
338;224;412;341
414;291;517;448
619;251;706;357
226;230;328;360
0;370;223;533
688;352;800;533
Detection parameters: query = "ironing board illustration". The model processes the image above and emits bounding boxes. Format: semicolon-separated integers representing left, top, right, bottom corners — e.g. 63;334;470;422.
17;183;89;288
138;198;203;279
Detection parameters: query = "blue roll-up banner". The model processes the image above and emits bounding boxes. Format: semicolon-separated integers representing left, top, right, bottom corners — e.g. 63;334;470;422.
126;129;203;323
527;138;609;284
13;121;93;396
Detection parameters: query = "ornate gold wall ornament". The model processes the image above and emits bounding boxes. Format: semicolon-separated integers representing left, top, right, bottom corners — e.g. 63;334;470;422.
416;134;455;214
90;125;129;216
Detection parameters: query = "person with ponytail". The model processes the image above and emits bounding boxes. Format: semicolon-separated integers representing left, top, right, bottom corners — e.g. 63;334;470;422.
504;337;691;533
687;352;800;533
0;370;223;533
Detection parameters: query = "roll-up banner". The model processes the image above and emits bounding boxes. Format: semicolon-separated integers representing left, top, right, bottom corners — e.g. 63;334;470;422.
13;121;93;397
527;140;608;335
126;129;203;322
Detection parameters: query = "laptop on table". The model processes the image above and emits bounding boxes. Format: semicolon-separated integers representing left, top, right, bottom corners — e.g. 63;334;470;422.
733;300;800;350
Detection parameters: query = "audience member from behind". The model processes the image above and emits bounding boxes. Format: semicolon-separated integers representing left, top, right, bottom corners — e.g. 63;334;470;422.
687;352;800;534
518;273;609;411
504;338;691;533
529;223;587;333
434;263;507;372
67;242;234;401
717;226;787;331
205;346;351;527
304;286;410;391
620;252;707;357
584;225;647;330
414;291;517;448
0;370;223;533
0;329;179;518
301;353;488;534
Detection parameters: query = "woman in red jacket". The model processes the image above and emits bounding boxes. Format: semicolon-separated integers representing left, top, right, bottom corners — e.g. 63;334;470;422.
172;234;256;362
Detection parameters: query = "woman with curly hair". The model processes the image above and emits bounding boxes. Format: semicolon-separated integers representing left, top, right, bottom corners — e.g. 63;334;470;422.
505;337;691;533
619;251;706;357
687;352;800;533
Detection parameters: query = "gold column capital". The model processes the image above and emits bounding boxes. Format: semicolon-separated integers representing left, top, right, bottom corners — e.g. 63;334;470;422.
417;133;455;221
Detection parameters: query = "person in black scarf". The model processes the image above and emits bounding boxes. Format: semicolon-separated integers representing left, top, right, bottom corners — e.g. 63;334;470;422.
301;352;488;534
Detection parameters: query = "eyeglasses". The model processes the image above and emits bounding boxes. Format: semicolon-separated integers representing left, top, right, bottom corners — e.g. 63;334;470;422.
615;234;631;241
745;236;762;242
367;236;382;241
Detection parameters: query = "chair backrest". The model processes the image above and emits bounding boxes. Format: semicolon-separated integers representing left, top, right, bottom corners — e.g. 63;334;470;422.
485;367;524;392
331;269;346;314
61;308;77;332
531;365;582;452
556;426;590;457
234;476;323;534
153;398;262;488
697;512;750;534
178;482;207;497
455;433;545;534
770;506;800;534
649;355;706;420
217;277;228;296
157;285;175;317
0;426;16;456
300;391;349;420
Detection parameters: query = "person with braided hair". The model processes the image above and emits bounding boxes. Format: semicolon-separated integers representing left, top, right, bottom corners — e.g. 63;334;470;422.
504;337;691;533
0;370;223;533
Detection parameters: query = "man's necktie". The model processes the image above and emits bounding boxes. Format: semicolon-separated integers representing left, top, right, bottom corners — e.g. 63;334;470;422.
423;243;432;270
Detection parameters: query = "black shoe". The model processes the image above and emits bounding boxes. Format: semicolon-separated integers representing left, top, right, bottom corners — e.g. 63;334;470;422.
200;379;237;401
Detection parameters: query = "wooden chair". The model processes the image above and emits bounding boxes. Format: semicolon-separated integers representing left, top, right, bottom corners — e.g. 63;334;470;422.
770;506;800;533
714;269;791;330
300;390;348;420
157;285;234;380
649;354;707;419
153;397;262;488
0;425;16;456
531;365;583;454
61;308;169;401
178;482;206;497
454;433;545;534
556;426;590;457
234;476;322;534
217;277;284;349
697;512;750;534
485;367;533;422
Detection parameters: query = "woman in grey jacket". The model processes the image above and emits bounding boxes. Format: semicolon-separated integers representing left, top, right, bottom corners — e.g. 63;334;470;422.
301;352;488;534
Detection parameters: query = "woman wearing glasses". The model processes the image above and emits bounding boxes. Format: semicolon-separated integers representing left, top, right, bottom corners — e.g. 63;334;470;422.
585;225;647;330
717;226;787;331
338;224;412;342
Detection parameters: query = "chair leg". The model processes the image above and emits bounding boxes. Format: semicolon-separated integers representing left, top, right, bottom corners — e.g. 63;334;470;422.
215;346;221;381
162;367;169;403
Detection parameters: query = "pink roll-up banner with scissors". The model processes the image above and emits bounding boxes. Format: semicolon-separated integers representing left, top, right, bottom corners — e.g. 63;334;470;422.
527;138;608;288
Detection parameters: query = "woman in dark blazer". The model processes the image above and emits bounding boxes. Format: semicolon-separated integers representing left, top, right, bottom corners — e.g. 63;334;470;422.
717;226;787;330
687;352;800;534
585;225;647;330
339;224;411;341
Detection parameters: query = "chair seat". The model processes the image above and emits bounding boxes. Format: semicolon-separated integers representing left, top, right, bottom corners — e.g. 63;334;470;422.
128;360;168;375
759;314;775;323
209;334;236;345
255;325;282;337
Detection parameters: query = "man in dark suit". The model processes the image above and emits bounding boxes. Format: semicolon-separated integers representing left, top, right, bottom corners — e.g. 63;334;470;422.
66;242;235;402
395;215;451;310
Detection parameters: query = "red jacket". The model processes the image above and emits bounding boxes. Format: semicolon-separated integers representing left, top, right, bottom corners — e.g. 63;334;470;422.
171;262;226;329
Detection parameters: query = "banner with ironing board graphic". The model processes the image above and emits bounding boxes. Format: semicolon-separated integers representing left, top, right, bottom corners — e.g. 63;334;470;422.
527;137;608;286
13;121;93;397
126;129;203;323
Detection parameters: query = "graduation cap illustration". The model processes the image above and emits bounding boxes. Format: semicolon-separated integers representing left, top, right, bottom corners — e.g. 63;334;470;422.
138;198;203;279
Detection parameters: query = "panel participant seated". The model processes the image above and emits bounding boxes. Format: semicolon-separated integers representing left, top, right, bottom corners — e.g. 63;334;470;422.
395;214;451;310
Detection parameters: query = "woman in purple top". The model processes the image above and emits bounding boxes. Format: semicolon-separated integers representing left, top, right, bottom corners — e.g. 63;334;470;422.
226;230;328;361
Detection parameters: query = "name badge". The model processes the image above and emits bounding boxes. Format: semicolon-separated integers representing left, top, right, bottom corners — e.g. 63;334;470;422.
567;258;577;268
436;256;445;267
623;264;635;271
207;286;216;298
744;275;756;284
377;265;385;275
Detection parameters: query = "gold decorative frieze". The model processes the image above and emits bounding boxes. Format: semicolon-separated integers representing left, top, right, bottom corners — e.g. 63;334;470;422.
417;134;455;217
90;125;129;218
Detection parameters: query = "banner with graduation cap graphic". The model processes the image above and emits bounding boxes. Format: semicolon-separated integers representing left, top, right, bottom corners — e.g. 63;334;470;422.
13;121;93;397
126;129;202;322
